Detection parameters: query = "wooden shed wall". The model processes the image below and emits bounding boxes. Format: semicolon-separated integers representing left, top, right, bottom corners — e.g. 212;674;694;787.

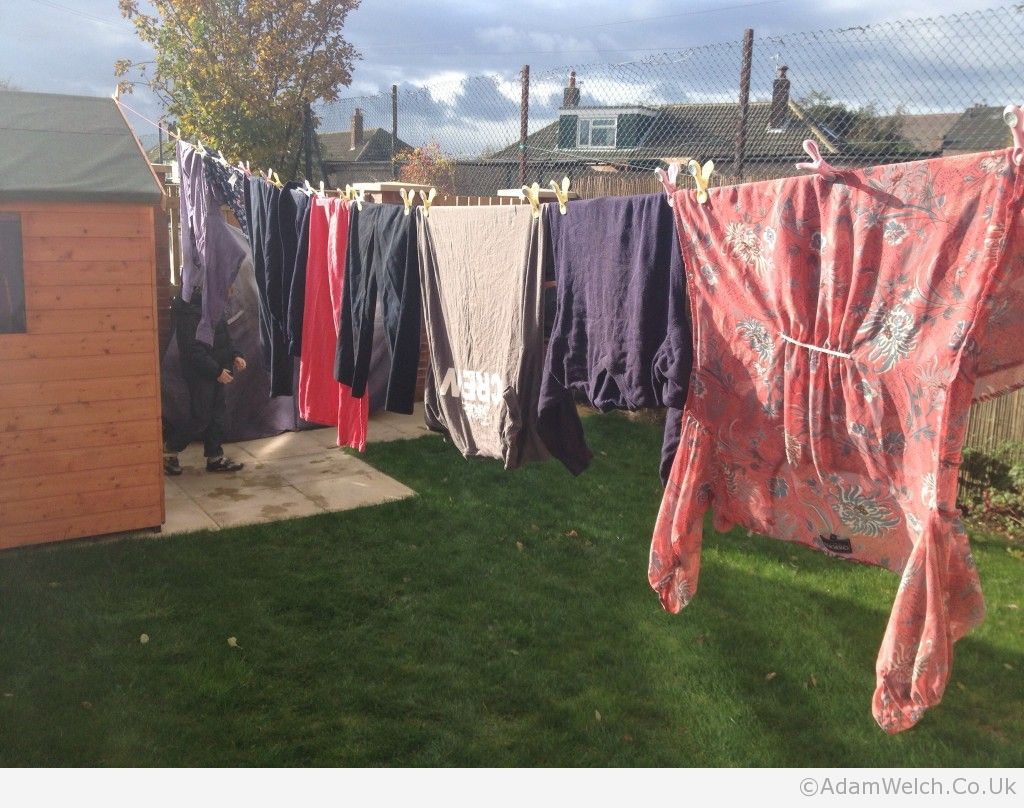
0;201;163;549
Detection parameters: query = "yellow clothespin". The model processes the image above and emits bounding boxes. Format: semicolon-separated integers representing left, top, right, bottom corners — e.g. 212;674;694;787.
549;176;571;215
687;159;714;204
418;188;436;218
520;182;541;218
399;187;415;216
344;184;354;200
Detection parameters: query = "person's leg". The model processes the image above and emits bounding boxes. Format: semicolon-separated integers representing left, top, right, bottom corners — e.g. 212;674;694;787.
203;382;245;472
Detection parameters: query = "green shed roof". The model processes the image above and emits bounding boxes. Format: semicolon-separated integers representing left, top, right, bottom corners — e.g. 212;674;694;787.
0;90;164;204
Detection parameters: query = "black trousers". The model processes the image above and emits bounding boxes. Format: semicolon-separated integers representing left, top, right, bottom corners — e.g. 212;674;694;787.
334;205;421;413
165;377;227;458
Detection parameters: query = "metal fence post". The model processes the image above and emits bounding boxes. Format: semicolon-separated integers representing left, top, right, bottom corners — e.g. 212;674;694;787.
303;102;314;181
519;64;530;186
735;28;754;181
391;84;399;180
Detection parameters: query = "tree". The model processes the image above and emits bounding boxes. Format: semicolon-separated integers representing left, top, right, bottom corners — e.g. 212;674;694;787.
116;0;360;175
0;78;19;91
798;91;909;156
393;143;457;195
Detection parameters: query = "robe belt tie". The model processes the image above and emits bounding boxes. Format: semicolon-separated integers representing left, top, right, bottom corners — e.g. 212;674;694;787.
779;333;852;359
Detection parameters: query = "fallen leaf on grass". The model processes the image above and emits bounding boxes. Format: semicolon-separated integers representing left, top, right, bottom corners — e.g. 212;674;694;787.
956;681;967;691
3;693;13;698
81;701;93;710
806;675;818;688
139;634;149;645
48;582;60;588
765;672;778;682
1004;663;1015;671
623;733;634;743
227;637;240;648
1006;603;1019;610
515;541;524;552
565;530;578;538
1006;548;1024;560
594;710;602;721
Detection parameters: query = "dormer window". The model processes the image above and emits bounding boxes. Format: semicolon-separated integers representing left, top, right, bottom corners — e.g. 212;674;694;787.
578;116;616;148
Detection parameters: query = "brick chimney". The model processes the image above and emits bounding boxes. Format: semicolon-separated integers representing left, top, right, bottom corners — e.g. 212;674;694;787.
769;66;790;130
563;71;580;108
351;108;364;150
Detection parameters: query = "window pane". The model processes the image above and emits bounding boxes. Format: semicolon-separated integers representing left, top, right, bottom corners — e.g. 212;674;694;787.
591;124;615;147
0;213;26;334
577;119;591;145
592;117;615;128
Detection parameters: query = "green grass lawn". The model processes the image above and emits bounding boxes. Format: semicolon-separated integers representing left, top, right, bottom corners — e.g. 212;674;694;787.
0;414;1021;766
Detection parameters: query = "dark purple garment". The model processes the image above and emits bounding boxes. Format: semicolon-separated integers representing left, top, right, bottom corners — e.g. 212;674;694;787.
538;193;691;477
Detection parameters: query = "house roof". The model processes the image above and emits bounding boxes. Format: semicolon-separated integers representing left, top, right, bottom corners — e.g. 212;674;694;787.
943;105;1011;152
488;101;832;166
0;90;163;204
881;112;961;153
319;127;413;163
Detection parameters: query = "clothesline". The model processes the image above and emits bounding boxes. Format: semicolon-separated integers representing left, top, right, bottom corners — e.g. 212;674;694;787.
116;98;284;186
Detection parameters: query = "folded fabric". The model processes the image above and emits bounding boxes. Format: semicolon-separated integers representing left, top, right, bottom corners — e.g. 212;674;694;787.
539;193;691;476
651;149;1024;733
417;204;549;469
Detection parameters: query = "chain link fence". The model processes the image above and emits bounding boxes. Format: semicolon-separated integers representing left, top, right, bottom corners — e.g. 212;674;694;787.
316;3;1024;197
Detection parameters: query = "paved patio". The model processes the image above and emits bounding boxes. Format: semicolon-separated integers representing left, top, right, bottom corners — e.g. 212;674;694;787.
162;405;432;534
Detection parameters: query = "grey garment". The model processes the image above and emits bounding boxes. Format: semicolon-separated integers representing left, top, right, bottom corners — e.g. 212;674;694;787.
417;204;549;470
162;225;297;443
177;141;247;345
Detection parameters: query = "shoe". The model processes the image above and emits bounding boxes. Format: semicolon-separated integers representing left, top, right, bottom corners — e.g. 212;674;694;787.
206;456;244;473
164;455;183;476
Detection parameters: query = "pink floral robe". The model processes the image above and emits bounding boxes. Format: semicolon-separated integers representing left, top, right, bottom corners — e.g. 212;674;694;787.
652;149;1024;733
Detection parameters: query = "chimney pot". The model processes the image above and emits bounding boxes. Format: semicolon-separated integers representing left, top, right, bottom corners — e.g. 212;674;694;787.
769;65;790;130
351;108;364;150
563;70;580;109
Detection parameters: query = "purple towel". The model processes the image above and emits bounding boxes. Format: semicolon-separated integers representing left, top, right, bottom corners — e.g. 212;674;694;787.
538;193;691;477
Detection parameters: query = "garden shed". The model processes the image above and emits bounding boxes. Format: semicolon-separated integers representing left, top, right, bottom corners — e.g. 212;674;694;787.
0;90;165;549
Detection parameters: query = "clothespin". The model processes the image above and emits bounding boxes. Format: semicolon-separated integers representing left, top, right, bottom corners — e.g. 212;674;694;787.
301;179;313;197
269;170;283;189
353;188;364;211
1003;105;1024;166
196;140;207;156
344;184;354;200
686;159;714;204
520;182;542;218
549;176;571;215
399;187;415;216
795;139;837;181
418;188;436;218
654;162;681;207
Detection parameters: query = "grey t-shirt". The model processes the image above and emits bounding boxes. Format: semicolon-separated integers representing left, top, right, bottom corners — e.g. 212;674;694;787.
416;204;549;469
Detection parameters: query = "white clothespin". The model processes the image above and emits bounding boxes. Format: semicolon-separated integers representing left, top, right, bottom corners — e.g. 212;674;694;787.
520;182;542;218
318;181;325;198
354;188;364;211
196;140;208;157
654;162;681;207
418;188;436;218
796;139;837;180
549;176;571;215
687;159;714;204
1003;105;1024;166
399;188;415;216
301;179;314;197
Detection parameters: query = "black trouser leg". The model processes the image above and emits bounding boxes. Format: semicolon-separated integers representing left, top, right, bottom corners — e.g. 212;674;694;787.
203;382;227;458
165;376;217;454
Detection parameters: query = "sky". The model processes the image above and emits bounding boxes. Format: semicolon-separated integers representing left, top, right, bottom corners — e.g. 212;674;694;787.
0;0;1012;154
